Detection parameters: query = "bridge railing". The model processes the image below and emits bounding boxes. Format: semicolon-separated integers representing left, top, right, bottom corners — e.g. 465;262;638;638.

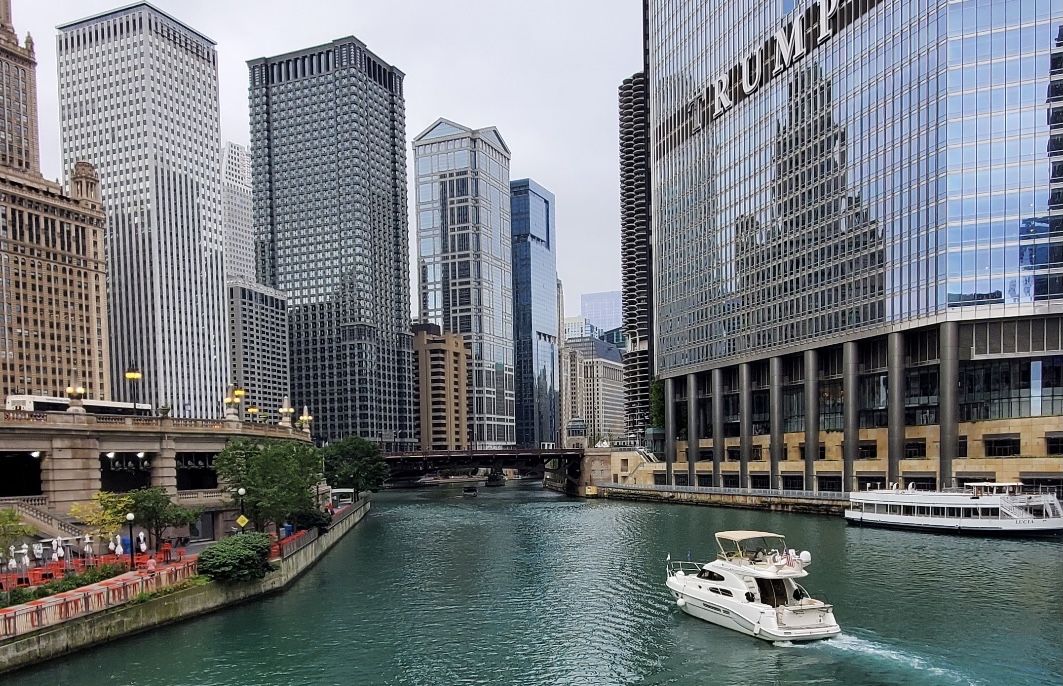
594;482;850;501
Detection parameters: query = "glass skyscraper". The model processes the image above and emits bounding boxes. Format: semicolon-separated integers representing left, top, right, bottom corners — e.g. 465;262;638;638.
248;37;414;448
414;119;514;449
580;291;623;331
650;0;1063;493
511;178;560;449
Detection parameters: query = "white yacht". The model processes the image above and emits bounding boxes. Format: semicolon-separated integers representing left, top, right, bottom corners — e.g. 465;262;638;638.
846;482;1063;537
665;531;840;642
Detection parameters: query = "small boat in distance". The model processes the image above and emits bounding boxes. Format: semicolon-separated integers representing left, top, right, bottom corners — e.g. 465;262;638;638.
485;472;506;487
462;486;478;498
666;531;840;642
846;482;1063;537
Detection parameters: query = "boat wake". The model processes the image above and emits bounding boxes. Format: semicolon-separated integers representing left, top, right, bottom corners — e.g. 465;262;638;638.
788;633;984;685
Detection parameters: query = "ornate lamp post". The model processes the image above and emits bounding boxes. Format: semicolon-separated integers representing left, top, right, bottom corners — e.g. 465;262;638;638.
246;406;260;423
279;396;294;428
124;363;142;409
233;385;246;420
65;379;86;414
125;512;135;569
223;384;239;419
299;406;313;435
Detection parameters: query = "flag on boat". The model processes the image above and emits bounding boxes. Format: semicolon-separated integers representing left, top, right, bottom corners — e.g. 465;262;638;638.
783;550;796;566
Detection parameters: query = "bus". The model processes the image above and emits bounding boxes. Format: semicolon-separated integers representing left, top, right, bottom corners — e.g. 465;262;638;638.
5;395;154;417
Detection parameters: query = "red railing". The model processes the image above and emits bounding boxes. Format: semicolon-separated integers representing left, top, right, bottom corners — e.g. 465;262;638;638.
0;558;197;640
276;528;319;559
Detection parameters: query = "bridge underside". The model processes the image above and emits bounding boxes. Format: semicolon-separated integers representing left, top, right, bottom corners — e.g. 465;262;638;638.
384;450;585;494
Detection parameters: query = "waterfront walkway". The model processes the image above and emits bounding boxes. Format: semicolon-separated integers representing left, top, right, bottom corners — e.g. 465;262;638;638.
591;482;849;515
0;558;198;640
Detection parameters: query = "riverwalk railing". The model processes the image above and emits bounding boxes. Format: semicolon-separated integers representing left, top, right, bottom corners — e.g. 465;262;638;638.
0;558;198;640
594;482;851;501
277;528;319;559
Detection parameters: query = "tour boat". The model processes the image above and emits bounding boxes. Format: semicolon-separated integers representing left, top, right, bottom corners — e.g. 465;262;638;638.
665;531;840;642
485;472;506;487
845;482;1063;537
462;486;478;497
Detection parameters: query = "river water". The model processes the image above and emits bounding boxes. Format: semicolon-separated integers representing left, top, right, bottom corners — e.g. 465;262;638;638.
3;484;1060;686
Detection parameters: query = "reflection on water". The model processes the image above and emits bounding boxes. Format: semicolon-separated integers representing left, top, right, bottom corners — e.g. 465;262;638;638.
2;484;1059;686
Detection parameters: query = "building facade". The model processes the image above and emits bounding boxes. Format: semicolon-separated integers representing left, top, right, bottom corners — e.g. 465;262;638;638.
249;37;414;449
0;2;110;401
511;178;560;448
412;322;468;451
650;0;1063;492
564;336;626;444
580;291;623;331
57;3;228;417
222;142;253;281
564;316;602;341
619;70;653;436
227;279;289;424
413;119;514;449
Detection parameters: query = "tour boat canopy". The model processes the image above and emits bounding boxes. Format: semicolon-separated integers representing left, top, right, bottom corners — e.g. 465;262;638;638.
715;531;788;559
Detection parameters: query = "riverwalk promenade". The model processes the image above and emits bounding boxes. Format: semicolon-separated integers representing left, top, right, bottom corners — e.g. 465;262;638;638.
0;496;371;675
587;482;849;515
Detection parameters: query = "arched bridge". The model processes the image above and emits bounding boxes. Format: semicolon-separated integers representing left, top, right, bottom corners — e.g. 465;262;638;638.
383;448;585;493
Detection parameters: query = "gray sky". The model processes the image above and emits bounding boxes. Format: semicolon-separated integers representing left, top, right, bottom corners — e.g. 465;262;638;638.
23;0;641;317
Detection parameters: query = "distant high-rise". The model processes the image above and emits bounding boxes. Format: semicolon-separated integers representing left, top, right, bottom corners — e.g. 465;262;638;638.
619;71;652;435
413;119;514;449
564;336;625;444
580;291;622;331
58;3;227;417
0;1;110;401
222;142;253;280
564;316;601;341
248;37;414;448
511;178;560;448
412;323;468;451
228;280;289;423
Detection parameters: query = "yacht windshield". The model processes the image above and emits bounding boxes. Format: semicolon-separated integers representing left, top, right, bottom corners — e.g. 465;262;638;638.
718;535;788;561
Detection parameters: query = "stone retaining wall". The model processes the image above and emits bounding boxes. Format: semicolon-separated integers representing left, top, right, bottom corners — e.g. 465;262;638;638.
591;486;846;515
0;497;370;675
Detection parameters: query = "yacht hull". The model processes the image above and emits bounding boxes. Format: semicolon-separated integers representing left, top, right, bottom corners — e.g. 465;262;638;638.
667;583;840;643
845;514;1063;538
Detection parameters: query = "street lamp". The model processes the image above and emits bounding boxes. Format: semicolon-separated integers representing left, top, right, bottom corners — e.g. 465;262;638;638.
237;487;246;518
223;384;241;419
233;385;246;421
125;512;135;570
124;363;142;410
299;406;313;434
65;379;86;414
279;396;295;427
246;406;260;422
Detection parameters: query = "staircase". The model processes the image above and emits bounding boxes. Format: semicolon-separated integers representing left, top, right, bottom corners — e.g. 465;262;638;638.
0;497;86;539
999;497;1033;520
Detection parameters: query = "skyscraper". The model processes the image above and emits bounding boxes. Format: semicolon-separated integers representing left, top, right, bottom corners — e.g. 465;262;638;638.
57;3;228;417
619;70;652;436
413;119;514;449
222;142;253;281
228;279;289;424
0;1;110;401
580;291;623;331
511;178;559;448
649;0;1063;493
412;322;468;451
248;37;414;448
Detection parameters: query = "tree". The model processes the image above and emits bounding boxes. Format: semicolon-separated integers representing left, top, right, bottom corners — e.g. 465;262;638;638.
126;487;201;551
650;378;665;429
322;436;389;492
214;439;321;531
0;509;34;554
69;491;133;541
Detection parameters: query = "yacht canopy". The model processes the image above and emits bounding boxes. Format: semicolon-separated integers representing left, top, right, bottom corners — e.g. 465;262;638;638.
715;530;783;542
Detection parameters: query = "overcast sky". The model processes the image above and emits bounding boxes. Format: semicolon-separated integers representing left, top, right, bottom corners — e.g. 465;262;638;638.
22;0;641;317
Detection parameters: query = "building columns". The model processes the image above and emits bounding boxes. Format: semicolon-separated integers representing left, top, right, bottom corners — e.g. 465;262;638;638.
769;356;783;490
803;348;819;491
712;367;724;487
154;438;178;494
739;362;751;489
686;372;698;487
664;376;676;485
939;321;959;490
887;332;904;487
843;341;858;493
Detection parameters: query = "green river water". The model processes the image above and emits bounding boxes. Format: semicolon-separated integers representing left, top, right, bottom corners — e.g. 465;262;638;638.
2;483;1060;685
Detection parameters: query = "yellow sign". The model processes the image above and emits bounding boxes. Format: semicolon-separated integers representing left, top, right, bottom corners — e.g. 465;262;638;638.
236;515;249;528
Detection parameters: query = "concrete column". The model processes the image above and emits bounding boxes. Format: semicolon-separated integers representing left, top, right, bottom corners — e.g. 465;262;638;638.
739;362;751;489
804;348;819;491
154;438;178;494
843;341;859;493
664;376;676;485
769;356;783;490
686;373;698;487
712;367;724;487
887;332;904;487
939;321;959;489
42;436;101;516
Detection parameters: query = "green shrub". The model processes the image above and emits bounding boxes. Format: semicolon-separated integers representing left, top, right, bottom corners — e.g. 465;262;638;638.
197;532;274;582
